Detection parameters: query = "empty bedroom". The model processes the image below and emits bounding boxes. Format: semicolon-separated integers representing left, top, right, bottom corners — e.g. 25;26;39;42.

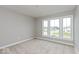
0;5;79;54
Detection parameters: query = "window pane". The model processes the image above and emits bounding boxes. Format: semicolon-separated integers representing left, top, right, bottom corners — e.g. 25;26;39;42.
50;28;55;36
50;20;54;27
50;20;54;36
42;31;47;36
43;28;47;32
43;20;48;27
42;20;48;36
63;17;71;39
50;19;59;37
54;19;59;37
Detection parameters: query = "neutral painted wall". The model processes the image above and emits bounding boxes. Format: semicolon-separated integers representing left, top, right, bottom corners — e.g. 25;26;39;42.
35;10;74;38
0;7;35;47
74;6;79;48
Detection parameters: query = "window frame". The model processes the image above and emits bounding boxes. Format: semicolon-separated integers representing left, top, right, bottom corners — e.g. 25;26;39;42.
61;15;73;41
42;20;49;37
42;15;73;41
49;18;60;38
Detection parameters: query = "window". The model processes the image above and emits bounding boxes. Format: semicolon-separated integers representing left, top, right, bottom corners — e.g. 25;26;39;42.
42;15;73;41
63;17;71;40
50;19;59;38
42;20;48;36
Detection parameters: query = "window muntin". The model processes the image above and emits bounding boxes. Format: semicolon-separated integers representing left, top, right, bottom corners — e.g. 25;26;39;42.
42;15;73;41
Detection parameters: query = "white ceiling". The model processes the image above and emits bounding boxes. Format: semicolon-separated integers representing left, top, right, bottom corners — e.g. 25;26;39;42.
1;5;75;18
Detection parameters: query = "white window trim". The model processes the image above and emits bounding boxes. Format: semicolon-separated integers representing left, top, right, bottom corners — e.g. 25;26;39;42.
59;17;63;40
61;15;73;41
42;15;73;42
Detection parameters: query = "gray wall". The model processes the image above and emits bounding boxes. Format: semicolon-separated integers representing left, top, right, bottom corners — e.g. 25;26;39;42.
0;7;35;47
74;6;79;48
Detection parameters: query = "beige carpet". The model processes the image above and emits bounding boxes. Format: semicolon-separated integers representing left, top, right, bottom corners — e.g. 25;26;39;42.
0;39;75;54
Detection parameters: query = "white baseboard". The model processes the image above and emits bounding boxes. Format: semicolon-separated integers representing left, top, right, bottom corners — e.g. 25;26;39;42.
75;47;79;54
0;37;33;49
36;37;74;46
0;37;74;50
